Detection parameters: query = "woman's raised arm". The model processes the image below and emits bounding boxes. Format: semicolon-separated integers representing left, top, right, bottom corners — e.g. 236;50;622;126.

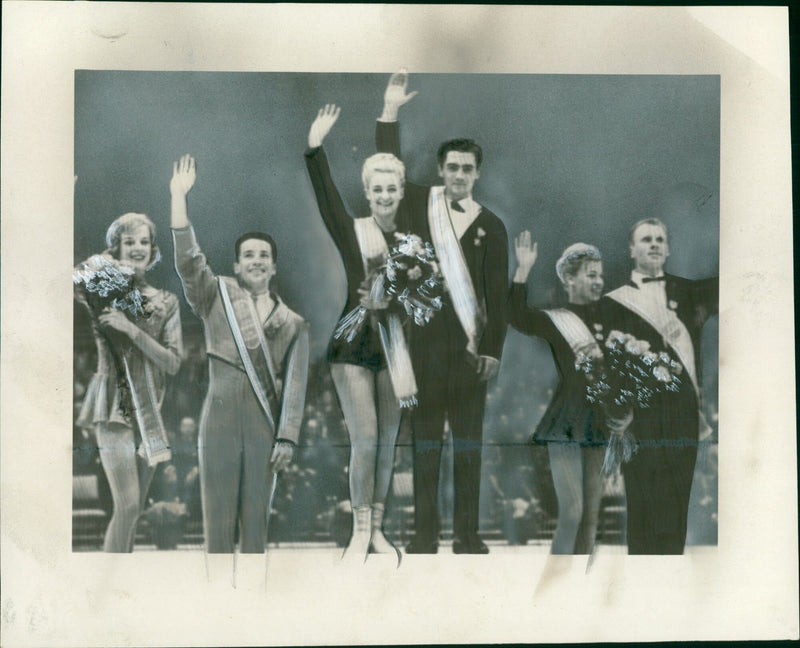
304;106;361;270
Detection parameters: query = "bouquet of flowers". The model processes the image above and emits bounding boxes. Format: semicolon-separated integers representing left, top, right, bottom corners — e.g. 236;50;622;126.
73;255;149;419
334;233;445;342
73;254;147;319
575;330;684;474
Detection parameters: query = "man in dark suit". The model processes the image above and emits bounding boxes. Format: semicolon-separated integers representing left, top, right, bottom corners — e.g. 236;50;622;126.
375;71;509;554
602;218;718;554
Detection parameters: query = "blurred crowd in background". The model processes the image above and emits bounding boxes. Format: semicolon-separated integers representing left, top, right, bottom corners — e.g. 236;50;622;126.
73;309;718;551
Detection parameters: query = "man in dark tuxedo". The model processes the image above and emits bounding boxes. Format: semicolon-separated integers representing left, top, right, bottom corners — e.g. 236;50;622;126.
375;71;509;554
602;218;718;554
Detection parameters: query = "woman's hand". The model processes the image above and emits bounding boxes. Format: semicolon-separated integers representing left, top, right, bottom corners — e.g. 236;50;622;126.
98;309;137;338
380;68;418;122
308;104;341;149
513;230;538;283
170;154;196;197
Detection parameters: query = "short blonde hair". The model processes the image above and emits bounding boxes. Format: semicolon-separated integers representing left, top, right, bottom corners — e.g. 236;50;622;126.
105;212;161;270
361;153;405;192
555;242;602;285
629;217;667;245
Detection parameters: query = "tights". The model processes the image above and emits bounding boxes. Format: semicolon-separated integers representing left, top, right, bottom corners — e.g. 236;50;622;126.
96;424;156;552
330;363;402;509
548;443;605;554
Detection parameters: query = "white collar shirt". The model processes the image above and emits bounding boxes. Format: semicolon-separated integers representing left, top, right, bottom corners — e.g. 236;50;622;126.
250;290;277;326
446;195;481;240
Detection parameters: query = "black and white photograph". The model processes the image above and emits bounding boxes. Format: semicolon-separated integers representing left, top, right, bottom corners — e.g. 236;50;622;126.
2;3;797;646
70;69;720;560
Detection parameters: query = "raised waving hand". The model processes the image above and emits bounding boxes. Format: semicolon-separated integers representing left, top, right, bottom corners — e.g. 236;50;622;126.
170;154;196;229
170;154;196;197
308;104;341;149
380;68;418;122
513;230;538;283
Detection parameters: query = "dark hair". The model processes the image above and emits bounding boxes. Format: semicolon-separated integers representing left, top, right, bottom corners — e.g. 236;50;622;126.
629;218;668;245
235;232;277;262
437;138;483;170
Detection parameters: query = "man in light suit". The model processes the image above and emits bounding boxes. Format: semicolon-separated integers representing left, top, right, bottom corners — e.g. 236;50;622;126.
170;154;309;553
602;217;717;554
376;71;509;554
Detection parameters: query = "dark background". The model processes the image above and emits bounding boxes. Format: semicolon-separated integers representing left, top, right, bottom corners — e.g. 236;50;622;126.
73;72;719;547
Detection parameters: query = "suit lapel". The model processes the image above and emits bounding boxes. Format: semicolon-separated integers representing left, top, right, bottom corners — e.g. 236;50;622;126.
458;210;485;270
664;275;693;336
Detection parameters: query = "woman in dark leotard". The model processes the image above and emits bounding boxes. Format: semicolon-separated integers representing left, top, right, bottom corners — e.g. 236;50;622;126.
507;231;607;554
305;104;418;562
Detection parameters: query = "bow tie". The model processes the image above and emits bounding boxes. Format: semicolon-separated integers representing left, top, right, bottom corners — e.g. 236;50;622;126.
450;200;465;213
641;276;667;283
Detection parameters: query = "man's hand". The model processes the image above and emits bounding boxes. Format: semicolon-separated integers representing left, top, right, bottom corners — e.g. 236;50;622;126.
170;154;195;229
170;154;196;197
379;68;418;122
476;355;500;382
513;230;538;284
269;440;295;473
308;104;341;149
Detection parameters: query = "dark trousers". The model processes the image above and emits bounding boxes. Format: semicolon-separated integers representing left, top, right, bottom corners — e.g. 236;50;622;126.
622;394;699;554
410;309;487;544
199;358;274;553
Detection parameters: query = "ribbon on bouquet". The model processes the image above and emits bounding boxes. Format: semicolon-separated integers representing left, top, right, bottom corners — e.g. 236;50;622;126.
601;408;636;476
377;312;418;408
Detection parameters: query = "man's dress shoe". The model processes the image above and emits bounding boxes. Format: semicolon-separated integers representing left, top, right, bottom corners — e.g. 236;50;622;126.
452;536;490;554
405;539;439;554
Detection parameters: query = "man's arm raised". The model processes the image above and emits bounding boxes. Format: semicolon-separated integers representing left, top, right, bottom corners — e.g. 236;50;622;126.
170;154;217;318
378;68;418;123
170;154;195;230
376;68;418;157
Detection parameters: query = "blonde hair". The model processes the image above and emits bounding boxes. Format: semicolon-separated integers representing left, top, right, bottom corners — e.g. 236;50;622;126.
105;212;161;270
555;243;602;285
361;153;405;192
629;217;667;245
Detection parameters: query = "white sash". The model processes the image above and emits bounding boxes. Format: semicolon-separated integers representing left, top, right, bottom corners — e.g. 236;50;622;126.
218;278;278;429
122;355;172;467
353;217;391;273
606;286;698;394
427;186;484;357
543;308;599;358
352;218;418;407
